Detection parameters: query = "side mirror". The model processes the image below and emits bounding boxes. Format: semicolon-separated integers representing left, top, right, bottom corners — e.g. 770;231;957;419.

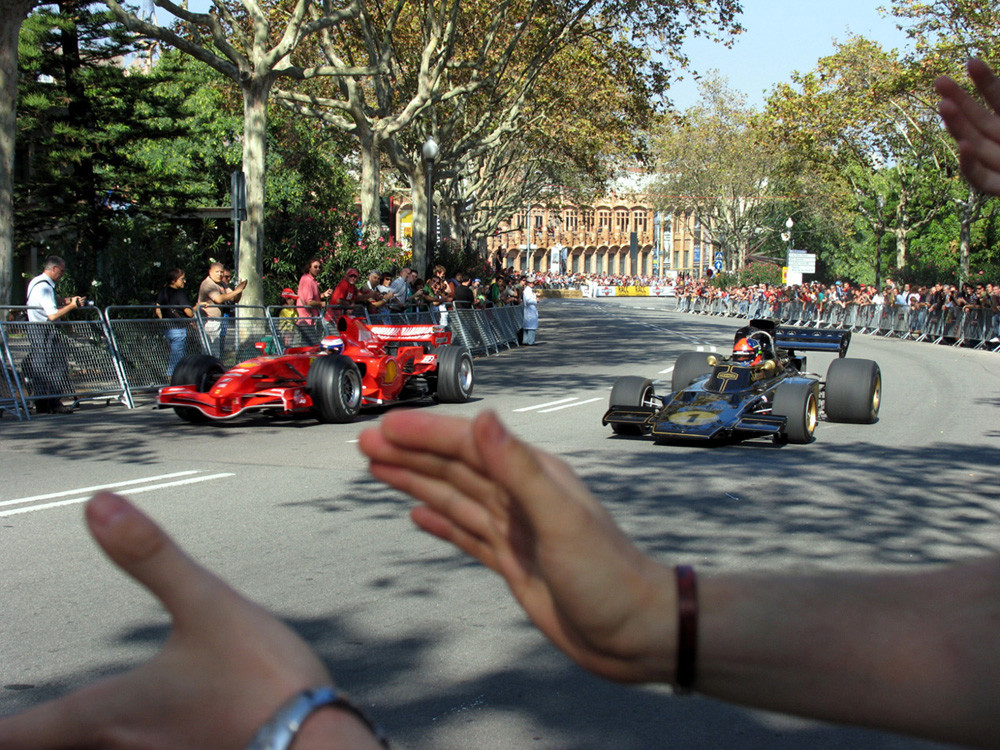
707;354;718;366
762;359;776;373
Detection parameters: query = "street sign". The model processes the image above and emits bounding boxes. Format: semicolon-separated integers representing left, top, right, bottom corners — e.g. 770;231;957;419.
786;249;815;274
714;260;723;271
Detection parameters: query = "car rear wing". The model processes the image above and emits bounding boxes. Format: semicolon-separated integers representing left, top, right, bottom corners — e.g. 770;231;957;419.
774;326;851;357
367;323;450;345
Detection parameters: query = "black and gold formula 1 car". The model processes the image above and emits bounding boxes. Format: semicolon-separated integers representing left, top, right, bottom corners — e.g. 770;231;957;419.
601;319;881;444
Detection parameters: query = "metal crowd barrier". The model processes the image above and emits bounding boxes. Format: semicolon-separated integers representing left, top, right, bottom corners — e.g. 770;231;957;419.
0;306;130;416
1;300;526;419
672;296;1000;351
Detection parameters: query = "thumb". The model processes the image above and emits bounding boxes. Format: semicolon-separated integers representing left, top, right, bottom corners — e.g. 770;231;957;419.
85;492;234;629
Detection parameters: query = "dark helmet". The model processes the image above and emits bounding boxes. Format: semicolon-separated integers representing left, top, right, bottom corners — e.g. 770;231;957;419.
733;336;763;366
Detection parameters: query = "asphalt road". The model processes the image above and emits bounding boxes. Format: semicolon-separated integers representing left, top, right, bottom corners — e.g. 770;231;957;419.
3;297;999;749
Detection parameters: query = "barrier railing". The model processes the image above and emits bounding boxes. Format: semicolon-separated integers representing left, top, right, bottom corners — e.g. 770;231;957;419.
0;321;28;420
1;300;525;419
672;296;1000;351
0;306;130;414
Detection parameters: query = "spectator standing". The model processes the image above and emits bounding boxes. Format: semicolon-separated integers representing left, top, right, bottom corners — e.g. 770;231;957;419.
154;268;194;379
24;255;84;414
451;272;475;309
296;258;332;345
217;268;243;354
276;288;298;348
364;270;393;320
328;268;363;319
521;276;539;345
432;265;454;306
387;267;412;312
488;274;504;306
197;262;246;357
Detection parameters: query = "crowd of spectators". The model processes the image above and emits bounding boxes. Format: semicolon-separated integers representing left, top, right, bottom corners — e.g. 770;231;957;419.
524;271;1000;341
285;260;533;320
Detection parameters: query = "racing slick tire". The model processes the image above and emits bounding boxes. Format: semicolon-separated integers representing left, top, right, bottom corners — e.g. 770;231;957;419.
824;358;881;424
170;354;224;423
308;354;362;423
608;376;654;436
772;381;819;444
671;351;714;392
433;345;475;403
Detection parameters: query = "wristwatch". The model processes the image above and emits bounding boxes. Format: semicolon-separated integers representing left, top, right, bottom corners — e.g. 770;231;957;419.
246;686;390;749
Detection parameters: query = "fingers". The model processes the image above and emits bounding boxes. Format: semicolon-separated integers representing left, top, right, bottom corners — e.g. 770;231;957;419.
85;492;238;631
468;410;609;531
937;60;1000;195
967;58;1000;116
362;410;611;539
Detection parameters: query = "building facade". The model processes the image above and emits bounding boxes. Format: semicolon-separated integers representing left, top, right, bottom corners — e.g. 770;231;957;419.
483;199;707;277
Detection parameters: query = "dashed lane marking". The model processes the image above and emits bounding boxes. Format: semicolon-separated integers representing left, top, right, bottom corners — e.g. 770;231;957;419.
513;397;579;413
0;471;236;518
538;397;603;413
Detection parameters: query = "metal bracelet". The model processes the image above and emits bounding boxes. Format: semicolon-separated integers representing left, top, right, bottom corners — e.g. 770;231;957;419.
246;686;389;750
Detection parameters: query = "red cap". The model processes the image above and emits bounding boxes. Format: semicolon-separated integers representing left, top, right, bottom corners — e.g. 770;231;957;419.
280;288;297;299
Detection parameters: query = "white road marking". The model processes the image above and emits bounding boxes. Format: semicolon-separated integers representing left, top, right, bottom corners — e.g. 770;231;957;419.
513;397;578;412
538;397;603;413
0;472;236;518
659;365;675;374
0;471;200;509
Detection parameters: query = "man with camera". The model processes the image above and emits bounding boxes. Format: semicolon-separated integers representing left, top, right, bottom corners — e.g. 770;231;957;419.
24;255;86;414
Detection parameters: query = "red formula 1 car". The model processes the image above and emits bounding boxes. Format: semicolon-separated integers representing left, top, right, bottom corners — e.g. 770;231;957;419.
157;316;474;423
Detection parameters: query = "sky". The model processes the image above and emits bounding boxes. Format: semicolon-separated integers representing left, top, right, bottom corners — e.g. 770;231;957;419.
666;0;913;111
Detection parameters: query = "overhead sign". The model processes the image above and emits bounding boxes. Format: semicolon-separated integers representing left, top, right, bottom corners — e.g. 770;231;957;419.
786;249;815;274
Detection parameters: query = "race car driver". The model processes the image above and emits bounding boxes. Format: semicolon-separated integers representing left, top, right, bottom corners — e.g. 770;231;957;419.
732;335;764;366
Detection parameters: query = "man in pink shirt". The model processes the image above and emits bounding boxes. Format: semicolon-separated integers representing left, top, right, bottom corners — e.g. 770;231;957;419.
296;257;331;344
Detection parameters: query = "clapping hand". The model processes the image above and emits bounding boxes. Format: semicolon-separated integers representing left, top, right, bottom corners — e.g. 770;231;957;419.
0;493;380;749
359;410;677;684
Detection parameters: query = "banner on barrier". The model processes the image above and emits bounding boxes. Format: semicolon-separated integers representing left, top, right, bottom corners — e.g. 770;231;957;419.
594;285;676;298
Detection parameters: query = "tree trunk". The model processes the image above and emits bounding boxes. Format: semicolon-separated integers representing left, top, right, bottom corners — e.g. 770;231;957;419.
357;127;382;244
893;227;907;273
410;162;430;276
239;77;271;309
0;0;35;305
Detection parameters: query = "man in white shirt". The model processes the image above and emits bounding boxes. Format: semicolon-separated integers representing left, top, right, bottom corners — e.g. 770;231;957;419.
24;255;84;413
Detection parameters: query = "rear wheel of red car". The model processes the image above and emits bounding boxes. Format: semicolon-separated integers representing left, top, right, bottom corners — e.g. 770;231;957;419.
434;345;474;402
308;354;362;423
772;381;819;444
170;354;224;423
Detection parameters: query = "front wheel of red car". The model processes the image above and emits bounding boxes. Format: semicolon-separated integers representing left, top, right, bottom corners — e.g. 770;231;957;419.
308;354;362;423
433;345;474;403
170;354;224;423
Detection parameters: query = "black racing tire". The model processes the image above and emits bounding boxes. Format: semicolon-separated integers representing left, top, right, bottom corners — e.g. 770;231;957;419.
772;381;819;444
307;354;362;423
433;345;474;402
609;376;654;436
170;354;224;423
824;358;881;423
671;351;714;392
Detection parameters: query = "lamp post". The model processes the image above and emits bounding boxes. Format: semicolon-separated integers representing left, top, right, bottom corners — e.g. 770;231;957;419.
781;216;794;255
422;136;439;275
